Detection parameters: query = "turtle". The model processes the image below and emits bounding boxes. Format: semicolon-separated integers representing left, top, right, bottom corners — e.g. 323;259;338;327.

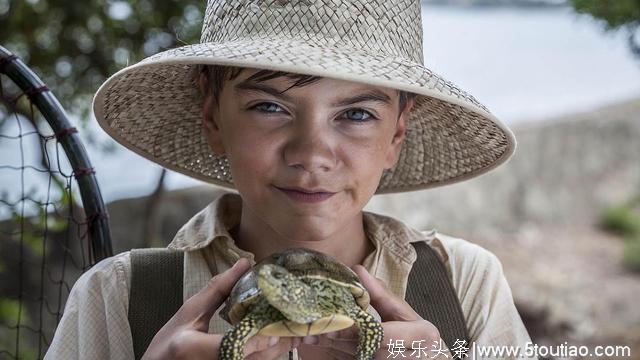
218;247;383;360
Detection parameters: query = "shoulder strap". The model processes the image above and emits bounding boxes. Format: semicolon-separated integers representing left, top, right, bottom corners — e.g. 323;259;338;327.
406;241;470;359
128;248;184;360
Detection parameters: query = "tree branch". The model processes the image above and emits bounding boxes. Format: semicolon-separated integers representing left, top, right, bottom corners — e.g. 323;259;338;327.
143;168;167;248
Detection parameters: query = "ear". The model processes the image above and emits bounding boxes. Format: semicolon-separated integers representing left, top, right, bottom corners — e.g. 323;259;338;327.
384;97;415;170
201;93;226;155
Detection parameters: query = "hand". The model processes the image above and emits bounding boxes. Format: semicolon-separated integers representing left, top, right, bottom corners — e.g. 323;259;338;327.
298;265;451;359
142;258;302;360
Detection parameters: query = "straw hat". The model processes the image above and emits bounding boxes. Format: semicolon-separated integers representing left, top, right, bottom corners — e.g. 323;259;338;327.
93;0;516;194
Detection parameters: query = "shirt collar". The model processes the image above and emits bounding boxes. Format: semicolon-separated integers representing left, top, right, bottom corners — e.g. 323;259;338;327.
168;190;441;264
168;191;242;251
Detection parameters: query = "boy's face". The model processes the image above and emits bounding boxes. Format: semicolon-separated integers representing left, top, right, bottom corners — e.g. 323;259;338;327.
202;68;414;240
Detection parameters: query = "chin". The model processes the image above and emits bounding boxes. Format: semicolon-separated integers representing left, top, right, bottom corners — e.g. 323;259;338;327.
280;222;335;242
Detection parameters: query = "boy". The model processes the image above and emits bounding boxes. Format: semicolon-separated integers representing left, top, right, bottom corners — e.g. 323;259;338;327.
46;0;533;359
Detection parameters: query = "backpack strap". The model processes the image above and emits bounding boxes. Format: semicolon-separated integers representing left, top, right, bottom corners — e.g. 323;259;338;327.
128;248;184;360
128;243;469;359
406;241;471;359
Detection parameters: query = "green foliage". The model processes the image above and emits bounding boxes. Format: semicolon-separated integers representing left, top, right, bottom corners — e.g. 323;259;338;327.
599;195;640;273
0;298;37;359
623;236;640;272
8;210;43;258
570;0;640;58
4;177;73;258
600;204;640;238
0;0;204;121
0;298;23;325
571;0;640;29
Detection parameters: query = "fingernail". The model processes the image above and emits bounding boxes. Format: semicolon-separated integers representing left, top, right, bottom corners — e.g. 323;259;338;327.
232;258;247;269
302;336;319;344
269;336;279;346
326;331;338;339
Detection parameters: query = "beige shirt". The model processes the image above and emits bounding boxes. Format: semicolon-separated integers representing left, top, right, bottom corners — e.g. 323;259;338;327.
45;191;533;359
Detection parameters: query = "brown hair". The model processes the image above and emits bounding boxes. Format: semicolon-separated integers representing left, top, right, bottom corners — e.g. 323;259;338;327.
193;64;416;117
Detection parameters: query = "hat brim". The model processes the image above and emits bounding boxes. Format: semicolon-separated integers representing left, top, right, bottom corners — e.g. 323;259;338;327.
93;37;516;194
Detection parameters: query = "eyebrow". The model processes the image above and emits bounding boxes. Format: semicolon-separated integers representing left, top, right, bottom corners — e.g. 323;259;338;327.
233;82;393;107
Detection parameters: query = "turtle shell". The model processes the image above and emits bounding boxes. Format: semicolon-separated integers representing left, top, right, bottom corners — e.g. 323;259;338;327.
220;247;369;326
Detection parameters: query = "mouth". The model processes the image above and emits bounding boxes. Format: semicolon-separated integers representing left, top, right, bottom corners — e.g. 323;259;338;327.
274;185;337;203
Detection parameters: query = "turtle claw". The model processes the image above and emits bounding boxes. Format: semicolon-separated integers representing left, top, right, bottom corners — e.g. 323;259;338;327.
219;301;283;359
349;307;384;360
219;314;259;360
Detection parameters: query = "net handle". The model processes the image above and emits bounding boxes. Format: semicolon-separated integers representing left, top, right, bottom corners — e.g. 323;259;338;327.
0;45;113;263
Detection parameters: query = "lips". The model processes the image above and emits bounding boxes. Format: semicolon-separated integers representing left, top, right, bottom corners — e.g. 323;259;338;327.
274;185;337;203
275;185;335;194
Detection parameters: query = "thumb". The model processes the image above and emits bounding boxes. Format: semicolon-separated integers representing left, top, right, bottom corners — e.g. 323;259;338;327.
352;265;420;322
181;257;251;330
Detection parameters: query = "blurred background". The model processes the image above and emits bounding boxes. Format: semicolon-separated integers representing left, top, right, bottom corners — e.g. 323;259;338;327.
1;0;639;358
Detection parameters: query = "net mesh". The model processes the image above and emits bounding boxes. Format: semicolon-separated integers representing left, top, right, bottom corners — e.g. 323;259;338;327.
0;69;101;359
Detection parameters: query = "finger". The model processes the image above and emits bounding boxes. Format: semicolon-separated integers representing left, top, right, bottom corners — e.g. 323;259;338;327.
245;336;301;360
243;335;279;354
313;332;358;356
387;319;440;342
179;258;251;329
164;330;223;358
324;326;359;341
244;335;303;355
301;343;355;360
375;349;431;360
299;326;358;346
352;265;420;322
327;348;355;360
199;258;251;308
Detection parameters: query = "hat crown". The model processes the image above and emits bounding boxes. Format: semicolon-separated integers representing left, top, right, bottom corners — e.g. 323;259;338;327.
201;0;424;64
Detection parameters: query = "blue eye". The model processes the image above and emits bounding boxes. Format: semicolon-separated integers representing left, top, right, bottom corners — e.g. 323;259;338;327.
344;109;373;122
251;103;374;122
252;102;284;113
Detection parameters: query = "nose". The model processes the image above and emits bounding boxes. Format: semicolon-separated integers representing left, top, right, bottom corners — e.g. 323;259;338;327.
283;119;336;174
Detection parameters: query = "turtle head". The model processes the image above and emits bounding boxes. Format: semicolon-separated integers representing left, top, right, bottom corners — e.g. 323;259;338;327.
257;264;322;323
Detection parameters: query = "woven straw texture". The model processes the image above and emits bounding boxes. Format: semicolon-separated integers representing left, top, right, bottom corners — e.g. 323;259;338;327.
93;0;516;194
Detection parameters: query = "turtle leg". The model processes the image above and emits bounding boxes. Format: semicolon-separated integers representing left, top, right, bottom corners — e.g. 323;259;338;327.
346;305;384;360
219;302;282;360
219;312;261;360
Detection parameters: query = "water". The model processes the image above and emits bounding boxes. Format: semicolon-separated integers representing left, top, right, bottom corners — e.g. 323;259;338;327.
2;5;640;206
